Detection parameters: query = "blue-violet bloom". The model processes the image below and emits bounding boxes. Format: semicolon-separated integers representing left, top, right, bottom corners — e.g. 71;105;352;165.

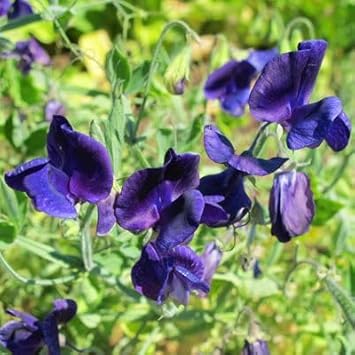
0;0;11;16
115;149;204;250
0;299;77;355
241;339;270;355
5;115;113;226
8;0;33;20
269;171;315;243
132;241;221;304
249;39;351;151
45;100;66;122
204;48;278;116
199;124;287;227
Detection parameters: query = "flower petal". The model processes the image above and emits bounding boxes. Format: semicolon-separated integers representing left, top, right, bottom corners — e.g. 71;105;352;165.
249;40;327;123
228;154;287;176
325;111;351;152
220;89;250;116
8;0;33;20
96;190;117;236
47;115;113;203
269;172;315;242
44;100;66;122
204;124;234;164
155;190;205;250
5;159;77;219
199;168;252;227
0;0;11;16
6;310;38;331
115;149;199;233
131;243;170;303
51;299;77;324
247;47;279;72
204;60;239;99
200;195;229;226
287;97;343;150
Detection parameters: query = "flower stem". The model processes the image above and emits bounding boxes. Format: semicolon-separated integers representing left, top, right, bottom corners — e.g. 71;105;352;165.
80;204;95;272
247;122;271;155
134;20;199;139
0;252;79;286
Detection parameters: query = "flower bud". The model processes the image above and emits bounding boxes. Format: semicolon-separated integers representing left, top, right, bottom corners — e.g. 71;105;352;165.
164;46;191;95
241;339;270;355
45;100;66;122
269;171;315;243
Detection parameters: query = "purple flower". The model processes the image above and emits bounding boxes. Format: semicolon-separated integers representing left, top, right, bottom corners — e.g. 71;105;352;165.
241;339;270;355
0;0;11;16
131;242;211;304
0;299;77;355
7;0;33;20
204;48;278;116
12;38;50;74
96;189;117;236
249;40;351;151
5;115;113;220
45;100;66;122
269;171;315;243
115;149;204;249
199;125;287;226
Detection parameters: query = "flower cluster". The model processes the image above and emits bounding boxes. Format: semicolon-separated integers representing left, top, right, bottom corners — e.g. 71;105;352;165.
0;299;77;355
2;37;351;321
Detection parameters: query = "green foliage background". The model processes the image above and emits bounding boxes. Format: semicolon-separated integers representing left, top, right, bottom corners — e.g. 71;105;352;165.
0;0;354;354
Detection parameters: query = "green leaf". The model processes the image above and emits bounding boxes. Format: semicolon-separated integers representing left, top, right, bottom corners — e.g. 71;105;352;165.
89;120;106;144
0;178;22;229
4;112;28;150
0;220;16;250
126;61;150;94
313;198;344;226
24;126;47;155
105;47;131;90
0;14;42;33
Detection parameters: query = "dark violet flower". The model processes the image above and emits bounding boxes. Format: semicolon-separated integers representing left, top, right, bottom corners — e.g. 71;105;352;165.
96;189;117;236
253;260;262;279
131;242;210;304
45;100;66;122
0;299;77;355
115;149;204;249
12;38;50;74
0;0;11;16
199;125;287;227
204;48;278;116
241;339;270;355
249;39;351;152
269;171;315;243
5;115;113;220
7;0;33;20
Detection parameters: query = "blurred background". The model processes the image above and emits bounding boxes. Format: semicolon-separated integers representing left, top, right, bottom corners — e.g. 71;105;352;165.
0;0;354;354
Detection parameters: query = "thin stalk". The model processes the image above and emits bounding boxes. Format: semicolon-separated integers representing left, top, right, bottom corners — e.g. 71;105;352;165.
80;204;95;272
0;252;78;286
283;17;316;42
134;20;199;138
247;122;271;155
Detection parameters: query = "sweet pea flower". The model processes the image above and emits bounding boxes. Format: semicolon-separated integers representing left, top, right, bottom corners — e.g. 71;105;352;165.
249;39;351;151
7;0;33;20
0;0;11;16
45;100;66;122
132;241;222;304
199;125;287;227
241;339;270;355
0;299;77;355
269;171;315;243
115;149;205;249
204;48;278;116
5;115;113;227
12;38;50;74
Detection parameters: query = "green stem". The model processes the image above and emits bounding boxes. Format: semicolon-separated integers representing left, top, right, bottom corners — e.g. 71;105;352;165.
0;252;79;286
247;122;271;155
134;20;199;138
323;150;355;193
0;14;42;33
80;204;95;272
283;17;316;42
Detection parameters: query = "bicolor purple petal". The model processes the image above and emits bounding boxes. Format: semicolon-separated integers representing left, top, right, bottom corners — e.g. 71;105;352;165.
115;149;200;233
269;171;315;242
47;115;113;203
8;0;33;20
96;190;117;236
247;47;279;72
199;168;252;227
156;190;205;250
287;96;350;151
249;39;327;123
204;124;234;164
